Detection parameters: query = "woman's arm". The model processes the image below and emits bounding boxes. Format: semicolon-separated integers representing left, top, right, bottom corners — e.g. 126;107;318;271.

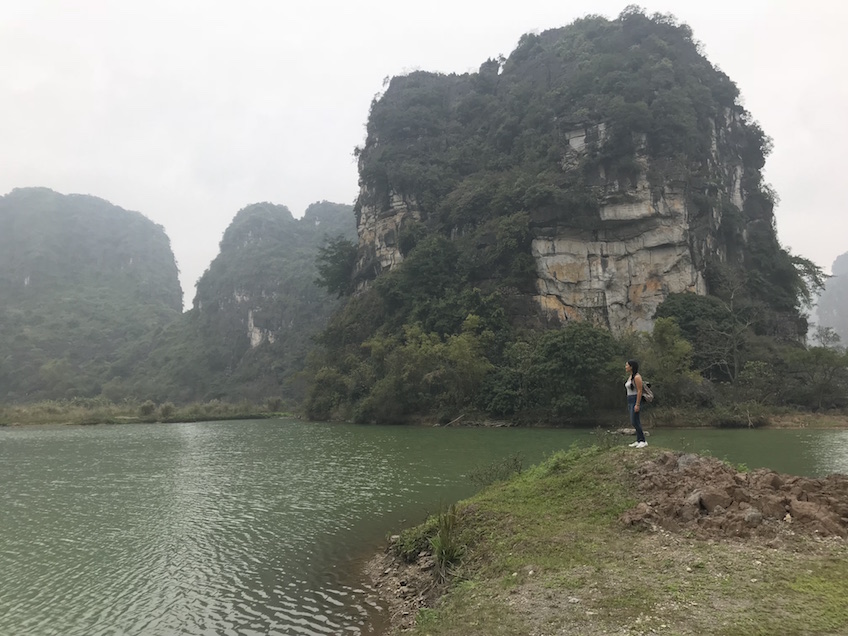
634;374;643;411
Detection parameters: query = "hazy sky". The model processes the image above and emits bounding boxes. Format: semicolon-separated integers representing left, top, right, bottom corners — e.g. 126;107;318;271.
2;0;846;308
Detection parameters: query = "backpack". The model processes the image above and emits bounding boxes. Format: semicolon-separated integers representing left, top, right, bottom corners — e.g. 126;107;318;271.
642;382;654;403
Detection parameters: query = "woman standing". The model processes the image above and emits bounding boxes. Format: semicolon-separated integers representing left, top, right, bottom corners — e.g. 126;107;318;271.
625;360;647;448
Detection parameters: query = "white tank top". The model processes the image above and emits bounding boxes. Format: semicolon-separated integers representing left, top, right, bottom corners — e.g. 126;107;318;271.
625;376;639;396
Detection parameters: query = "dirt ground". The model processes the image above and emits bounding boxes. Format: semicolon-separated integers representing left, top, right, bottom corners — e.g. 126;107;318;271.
364;548;448;633
364;450;848;634
621;451;848;539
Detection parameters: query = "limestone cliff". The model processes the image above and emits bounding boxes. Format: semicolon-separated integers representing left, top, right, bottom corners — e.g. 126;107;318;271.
529;114;745;333
352;11;788;334
355;113;757;333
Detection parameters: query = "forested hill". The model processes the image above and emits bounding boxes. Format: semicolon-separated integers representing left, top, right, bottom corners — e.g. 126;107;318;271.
352;7;809;330
306;9;828;424
115;200;356;404
0;189;355;406
0;187;182;401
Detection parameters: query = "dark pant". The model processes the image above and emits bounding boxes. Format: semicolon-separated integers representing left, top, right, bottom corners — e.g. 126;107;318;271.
627;395;645;442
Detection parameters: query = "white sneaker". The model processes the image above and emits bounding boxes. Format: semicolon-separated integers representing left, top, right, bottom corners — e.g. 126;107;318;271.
636;441;648;448
628;441;640;447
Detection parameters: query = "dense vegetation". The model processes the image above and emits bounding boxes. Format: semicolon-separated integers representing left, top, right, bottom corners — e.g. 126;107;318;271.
817;251;848;343
0;188;182;401
0;189;355;408
306;9;840;424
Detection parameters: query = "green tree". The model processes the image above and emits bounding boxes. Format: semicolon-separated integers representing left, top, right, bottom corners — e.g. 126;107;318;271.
785;345;848;410
654;291;750;382
304;367;349;420
632;317;701;405
316;236;357;297
736;360;778;406
812;326;841;348
524;322;618;417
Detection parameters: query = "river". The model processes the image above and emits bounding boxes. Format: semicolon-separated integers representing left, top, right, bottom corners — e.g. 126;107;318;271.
2;419;847;635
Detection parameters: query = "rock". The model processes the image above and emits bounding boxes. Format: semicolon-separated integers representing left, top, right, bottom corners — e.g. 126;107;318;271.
684;491;702;507
677;454;701;471
744;510;763;527
788;499;848;537
700;488;732;513
756;495;788;519
621;450;848;541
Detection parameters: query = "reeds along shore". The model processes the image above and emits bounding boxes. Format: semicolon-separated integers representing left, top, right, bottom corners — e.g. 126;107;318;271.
0;398;290;426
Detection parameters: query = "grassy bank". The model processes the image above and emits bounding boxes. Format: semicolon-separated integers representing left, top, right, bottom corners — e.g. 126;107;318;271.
0;398;292;426
382;446;848;636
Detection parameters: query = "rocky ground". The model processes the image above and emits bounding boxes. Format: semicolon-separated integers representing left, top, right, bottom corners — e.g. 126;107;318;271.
364;547;447;633
621;451;848;539
364;449;848;634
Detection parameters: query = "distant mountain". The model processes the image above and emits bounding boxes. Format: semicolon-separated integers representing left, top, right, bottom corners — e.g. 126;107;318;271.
0;187;182;401
817;252;848;343
116;200;356;404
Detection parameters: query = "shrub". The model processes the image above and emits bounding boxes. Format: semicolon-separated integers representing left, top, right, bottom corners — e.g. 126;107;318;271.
158;402;175;419
139;400;156;417
393;516;439;563
266;397;284;412
304;367;348;420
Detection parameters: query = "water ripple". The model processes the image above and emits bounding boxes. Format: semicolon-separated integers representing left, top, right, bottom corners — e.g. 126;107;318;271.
7;421;839;635
1;420;473;635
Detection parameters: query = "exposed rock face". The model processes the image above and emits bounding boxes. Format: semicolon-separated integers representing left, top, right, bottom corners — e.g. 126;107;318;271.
354;116;747;333
531;129;707;331
355;192;421;285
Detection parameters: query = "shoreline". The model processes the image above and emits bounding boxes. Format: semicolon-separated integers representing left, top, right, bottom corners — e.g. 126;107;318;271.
363;542;444;635
360;447;848;635
3;410;847;429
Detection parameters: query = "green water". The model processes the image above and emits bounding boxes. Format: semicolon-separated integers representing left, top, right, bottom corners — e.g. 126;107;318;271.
2;419;847;636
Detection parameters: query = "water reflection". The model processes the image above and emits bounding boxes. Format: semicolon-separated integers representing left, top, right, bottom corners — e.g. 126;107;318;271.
800;429;848;477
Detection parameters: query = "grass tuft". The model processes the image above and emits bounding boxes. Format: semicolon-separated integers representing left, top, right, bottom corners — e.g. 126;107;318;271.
430;503;466;579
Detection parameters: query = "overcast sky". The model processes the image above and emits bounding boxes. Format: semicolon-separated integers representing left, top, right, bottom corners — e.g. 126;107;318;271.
2;0;846;308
